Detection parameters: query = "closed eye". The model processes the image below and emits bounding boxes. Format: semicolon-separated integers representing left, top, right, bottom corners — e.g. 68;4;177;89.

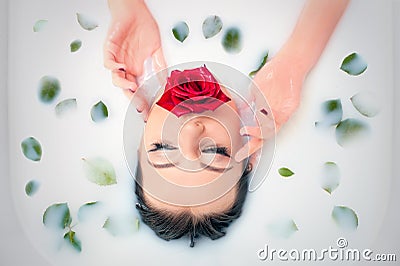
148;142;178;152
201;146;230;158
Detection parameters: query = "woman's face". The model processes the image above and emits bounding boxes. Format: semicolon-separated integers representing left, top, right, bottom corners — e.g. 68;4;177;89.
138;87;246;214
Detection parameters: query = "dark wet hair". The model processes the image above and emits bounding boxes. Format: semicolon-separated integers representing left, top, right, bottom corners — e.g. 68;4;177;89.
134;161;250;247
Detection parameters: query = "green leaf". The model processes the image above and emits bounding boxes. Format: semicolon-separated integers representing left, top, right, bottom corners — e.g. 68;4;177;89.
82;157;117;186
340;52;367;76
21;137;42;162
33;19;48;32
55;98;77;117
350;91;380;118
70;39;82;53
76;13;98;31
332;206;358;230
64;230;82;252
38;76;61;104
135;218;140;231
249;51;268;78
268;218;298;238
335;118;369;147
172;21;189;42
320;162;340;194
103;216;136;236
43;203;72;230
78;201;101;222
202;15;223;39
222;27;242;54
316;99;343;127
91;101;108;122
25;180;40;196
278;167;294;178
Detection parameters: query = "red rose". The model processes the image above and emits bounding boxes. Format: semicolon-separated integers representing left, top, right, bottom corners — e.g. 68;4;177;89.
156;65;231;117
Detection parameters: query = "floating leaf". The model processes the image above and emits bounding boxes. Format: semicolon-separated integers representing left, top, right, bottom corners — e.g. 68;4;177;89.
55;98;77;117
43;203;71;230
172;21;189;42
135;218;140;231
21;137;42;162
76;13;98;31
340;52;367;76
335;118;369;147
320;162;340;194
64;230;82;252
249;51;268;78
278;167;294;178
91;101;108;122
25;180;40;196
351;91;380;117
316;99;343;127
332;206;358;230
222;27;242;54
202;15;223;39
70;39;82;53
38;76;61;103
82;157;117;186
267;218;298;238
103;216;136;236
33;19;48;32
78;201;101;222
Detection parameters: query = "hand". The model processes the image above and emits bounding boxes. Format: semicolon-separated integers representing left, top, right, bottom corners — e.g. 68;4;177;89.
235;54;306;162
104;0;166;119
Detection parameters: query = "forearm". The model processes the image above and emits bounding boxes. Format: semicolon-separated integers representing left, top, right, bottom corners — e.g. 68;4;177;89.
280;0;350;74
108;0;144;16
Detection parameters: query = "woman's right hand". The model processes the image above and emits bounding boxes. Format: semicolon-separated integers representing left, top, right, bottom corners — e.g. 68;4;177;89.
235;54;306;162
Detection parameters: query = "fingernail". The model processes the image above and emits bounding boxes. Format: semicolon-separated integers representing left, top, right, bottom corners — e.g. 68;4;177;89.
118;68;126;72
136;108;143;113
239;127;247;136
260;108;269;116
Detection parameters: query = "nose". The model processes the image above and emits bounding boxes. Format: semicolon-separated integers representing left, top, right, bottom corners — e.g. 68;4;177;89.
179;119;205;160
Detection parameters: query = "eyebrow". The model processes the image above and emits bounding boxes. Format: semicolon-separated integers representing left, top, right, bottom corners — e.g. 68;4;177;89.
146;159;233;173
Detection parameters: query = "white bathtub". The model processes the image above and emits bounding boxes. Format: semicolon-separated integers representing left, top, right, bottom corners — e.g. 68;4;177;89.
1;0;400;265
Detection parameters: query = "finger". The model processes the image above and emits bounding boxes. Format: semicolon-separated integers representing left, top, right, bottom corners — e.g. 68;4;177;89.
111;71;137;91
240;126;262;138
152;47;167;72
132;91;150;122
103;45;126;71
234;138;263;163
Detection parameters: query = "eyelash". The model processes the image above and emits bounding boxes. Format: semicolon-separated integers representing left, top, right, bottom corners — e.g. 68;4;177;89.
149;142;230;157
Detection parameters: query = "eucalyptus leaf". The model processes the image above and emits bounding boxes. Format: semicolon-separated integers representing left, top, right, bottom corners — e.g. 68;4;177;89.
320;162;340;194
103;216;136;236
70;39;82;53
55;98;77;117
316;99;343;127
43;203;72;230
25;180;40;197
249;51;268;78
351;91;380;117
222;27;242;54
267;218;298;238
78;201;101;222
332;206;358;230
172;21;189;42
82;157;117;186
91;101;108;122
202;15;223;39
278;167;294;178
340;52;367;76
76;13;98;31
64;230;82;252
38;76;61;103
21;137;42;162
335;118;369;147
33;19;48;32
